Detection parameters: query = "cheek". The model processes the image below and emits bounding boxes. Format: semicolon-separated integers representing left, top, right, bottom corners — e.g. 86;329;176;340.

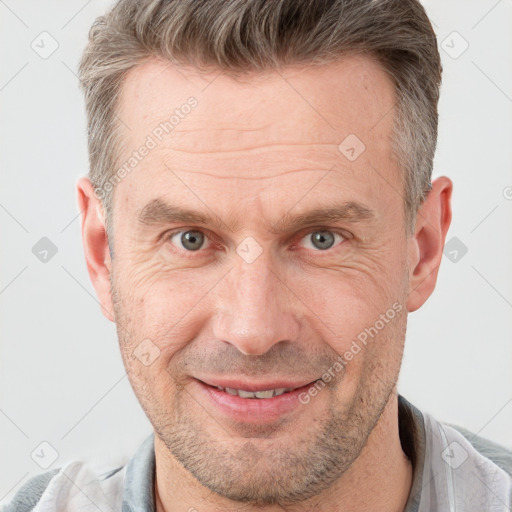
114;290;188;407
113;259;221;367
299;261;400;333
294;252;406;364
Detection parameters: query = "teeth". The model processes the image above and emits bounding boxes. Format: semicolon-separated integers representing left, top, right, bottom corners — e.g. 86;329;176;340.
217;386;294;398
254;390;274;399
238;389;256;398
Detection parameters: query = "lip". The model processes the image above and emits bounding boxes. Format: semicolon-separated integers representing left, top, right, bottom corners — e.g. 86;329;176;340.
198;377;315;392
193;377;320;424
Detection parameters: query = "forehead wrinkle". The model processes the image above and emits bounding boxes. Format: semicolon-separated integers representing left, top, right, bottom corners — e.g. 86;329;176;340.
171;167;333;181
156;146;344;181
164;141;336;155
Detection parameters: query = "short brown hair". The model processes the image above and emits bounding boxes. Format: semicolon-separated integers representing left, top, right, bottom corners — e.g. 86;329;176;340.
79;0;441;245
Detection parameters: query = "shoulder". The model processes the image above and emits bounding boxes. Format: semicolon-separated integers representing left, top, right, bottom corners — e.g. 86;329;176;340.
399;395;512;477
0;468;60;512
446;422;512;477
0;461;125;512
398;395;512;510
423;411;512;508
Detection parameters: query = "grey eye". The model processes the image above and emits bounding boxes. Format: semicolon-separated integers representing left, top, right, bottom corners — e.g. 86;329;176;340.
310;231;335;250
171;230;206;251
299;230;345;251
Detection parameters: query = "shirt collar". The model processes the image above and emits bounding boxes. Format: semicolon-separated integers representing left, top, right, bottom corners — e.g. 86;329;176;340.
122;433;156;512
398;394;427;512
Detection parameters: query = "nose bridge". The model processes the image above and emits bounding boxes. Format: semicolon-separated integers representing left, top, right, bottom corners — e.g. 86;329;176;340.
212;249;299;355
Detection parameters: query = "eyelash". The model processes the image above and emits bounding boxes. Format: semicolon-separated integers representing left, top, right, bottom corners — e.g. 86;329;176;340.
163;227;350;257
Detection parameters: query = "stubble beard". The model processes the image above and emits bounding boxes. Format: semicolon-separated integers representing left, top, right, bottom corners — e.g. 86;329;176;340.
154;373;397;507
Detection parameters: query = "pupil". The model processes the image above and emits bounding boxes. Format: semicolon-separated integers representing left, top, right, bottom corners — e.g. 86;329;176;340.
312;231;334;250
182;231;203;251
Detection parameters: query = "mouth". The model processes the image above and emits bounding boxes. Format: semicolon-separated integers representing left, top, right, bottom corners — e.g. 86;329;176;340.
210;385;297;399
193;377;322;423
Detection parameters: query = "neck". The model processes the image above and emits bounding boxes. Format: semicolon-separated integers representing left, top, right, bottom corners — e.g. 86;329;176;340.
154;392;413;512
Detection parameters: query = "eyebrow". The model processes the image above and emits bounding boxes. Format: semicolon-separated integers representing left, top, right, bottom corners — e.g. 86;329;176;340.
137;198;376;233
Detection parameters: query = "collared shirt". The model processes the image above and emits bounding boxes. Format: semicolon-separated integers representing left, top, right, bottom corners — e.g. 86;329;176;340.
2;395;511;511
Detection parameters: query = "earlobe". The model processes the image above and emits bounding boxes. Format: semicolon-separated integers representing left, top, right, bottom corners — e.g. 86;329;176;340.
76;177;115;322
406;176;453;313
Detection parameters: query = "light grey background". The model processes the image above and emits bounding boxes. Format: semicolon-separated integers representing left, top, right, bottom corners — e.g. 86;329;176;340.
1;0;511;502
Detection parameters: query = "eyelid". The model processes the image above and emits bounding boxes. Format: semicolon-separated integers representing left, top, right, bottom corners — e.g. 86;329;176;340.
297;226;352;240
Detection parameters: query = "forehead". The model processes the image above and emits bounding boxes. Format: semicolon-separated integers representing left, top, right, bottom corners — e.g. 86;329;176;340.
117;54;395;146
112;55;402;227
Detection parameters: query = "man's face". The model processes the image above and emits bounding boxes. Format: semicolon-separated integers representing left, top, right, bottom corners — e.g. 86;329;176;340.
108;55;413;504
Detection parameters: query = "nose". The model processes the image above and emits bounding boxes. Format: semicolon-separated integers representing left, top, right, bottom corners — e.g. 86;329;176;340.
211;249;300;356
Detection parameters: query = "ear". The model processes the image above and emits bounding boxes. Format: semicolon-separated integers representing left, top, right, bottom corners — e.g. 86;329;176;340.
406;176;453;313
77;177;115;322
